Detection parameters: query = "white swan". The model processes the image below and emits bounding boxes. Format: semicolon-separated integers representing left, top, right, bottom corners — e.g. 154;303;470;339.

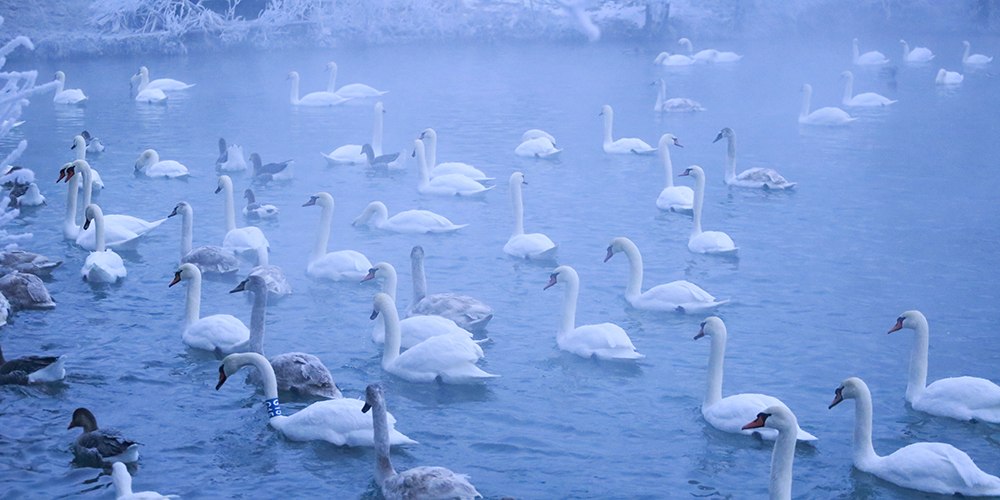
302;192;371;281
215;138;247;173
963;41;993;65
853;38;889;65
799;84;856;126
678;166;738;255
713;128;796;189
130;69;167;104
217;352;416;446
248;245;292;302
504;172;557;260
134;149;189;179
415;140;492;197
840;71;897;107
52;71;87;104
696;317;817;441
655;134;693;213
9;183;43;207
543;266;644;361
322;101;386;165
287;71;351;107
168;201;239;276
373;293;498;383
654;52;695;66
73;160;166;250
605;237;727;314
71;135;104;192
514;137;562;159
677;38;716;63
352;201;466;234
326;61;387;98
242;189;279;221
169;263;249;353
653;79;704;112
81;205;126;283
58;164;82;240
216;175;269;259
407;245;494;332
111;462;178;500
741;406;802;500
135;66;193;91
522;129;556;144
830;377;1000;496
601;105;656;154
362;384;482;500
901;39;934;62
936;68;964;85
888;310;1000;423
419;128;493;180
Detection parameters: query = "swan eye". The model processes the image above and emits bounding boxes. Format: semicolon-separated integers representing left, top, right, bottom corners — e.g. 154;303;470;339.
700;321;706;328
835;387;843;397
897;316;904;322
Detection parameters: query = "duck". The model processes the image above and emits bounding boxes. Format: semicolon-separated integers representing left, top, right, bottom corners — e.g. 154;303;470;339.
654;52;695;66
68;408;139;466
830;377;1000;496
81;205;127;283
0;339;66;384
169;263;250;354
407;245;493;332
168;201;240;277
373;293;498;383
901;39;934;62
0;250;61;277
248;245;291;302
713;128;796;189
81;131;104;154
71;135;104;191
352;201;466;234
840;71;897;107
888;310;1000;423
361;144;402;169
322;102;388;165
130;69;167;104
678;166;739;255
655;134;694;212
676;38;716;63
288;71;351;107
302;192;371;281
696;317;816;441
936;68;964;85
215;138;247;173
652;79;704;112
853;38;889;65
741;406;803;500
414;140;492;197
52;71;87;104
799;84;856;125
504;172;557;260
216;175;270;259
111;462;178;500
605;237;727;314
326;61;387;98
962;41;993;65
242;189;279;221
8;183;43;207
250;152;293;183
134;149;189;179
134;66;193;91
514;136;562;159
217;352;416;446
600;105;656;154
419;128;493;180
362;384;482;500
543;266;644;361
0;271;55;309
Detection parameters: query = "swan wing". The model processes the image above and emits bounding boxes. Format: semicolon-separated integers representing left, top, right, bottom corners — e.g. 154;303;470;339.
411;293;493;331
605;138;655;154
388;210;465;233
249;265;292;298
299;91;351;106
396;333;484;371
386;466;482;500
399;315;471;348
561;323;643;360
335;83;386;98
427;174;490;195
429;163;492;181
877;442;1000;495
82;250;126;282
656;186;694;211
515;138;560;157
182;314;249;352
703;394;817;441
145;161;189;178
223;227;269;253
689;231;737;254
148;78;193;91
915;376;1000;423
103;215;167;235
76;225;142;252
309;250;371;281
504;233;556;259
804;106;856;125
183;246;240;275
325;144;365;164
635;280;716;310
661;98;705;112
135;88;167;103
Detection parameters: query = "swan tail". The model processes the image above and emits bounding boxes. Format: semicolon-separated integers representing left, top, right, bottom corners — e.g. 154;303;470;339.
595;349;645;361
528;245;559;261
631;148;658;155
796;428;819;441
463;314;493;332
537;149;563;159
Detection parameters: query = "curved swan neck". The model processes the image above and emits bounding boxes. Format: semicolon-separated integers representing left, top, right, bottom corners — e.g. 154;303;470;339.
246;285;267;355
184;273;202;328
680;38;694;54
64;173;80;238
905;319;930;402
704;329;726;408
180;206;193;257
423;130;437;169
221;178;236;232
800;85;812;120
602;109;614;146
410;251;427;303
843;72;854;102
901;41;910;59
311;198;333;265
770;424;796;500
851;388;879;466
369;202;389;228
90;206;106;252
691;171;705;237
372;106;384;156
111;465;133;497
660;142;675;188
231;352;279;400
558;271;579;336
379;298;402;366
510;176;525;237
621;240;644;299
79;163;93;210
74;137;86;161
139;69;150;91
369;393;397;484
724;134;737;182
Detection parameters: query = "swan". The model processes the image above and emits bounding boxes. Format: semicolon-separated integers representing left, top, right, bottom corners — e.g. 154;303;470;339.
901;40;934;62
74;159;166;244
326;61;387;98
215;138;247;173
741;406;802;500
52;71;87;104
676;38;716;63
302;192;371;281
0;294;9;328
799;84;856;125
111;462;178;500
601;105;656;154
169;263;250;353
216;175;270;259
605;237;727;314
373;293;498;383
168;201;239;276
362;384;482;500
853;38;889;65
362;262;475;347
654;52;695;66
68;408;139;466
322;101;387;165
840;71;897;107
830;377;1000;496
130;70;167;104
71;135;104;191
81;205;127;283
134;149;189;179
134;66;193;91
58;165;83;240
248;245;292;302
352;201;466;234
242;189;278;221
504;172;557;260
514;137;562;159
709;49;743;63
655;134;694;212
652;79;704;112
936;68;964;85
250;152;293;182
415;140;492;197
963;41;993;65
8;183;43;207
713;128;796;189
419;128;493;180
287;71;352;107
888;310;1000;423
217;352;416;446
522;129;556;144
407;245;493;332
543;266;644;360
678;166;739;255
81;131;104;154
696;317;817;441
0;271;55;309
361;144;402;169
0;250;61;277
0;340;66;383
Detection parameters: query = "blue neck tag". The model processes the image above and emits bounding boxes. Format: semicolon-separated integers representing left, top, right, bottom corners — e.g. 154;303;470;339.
266;398;282;417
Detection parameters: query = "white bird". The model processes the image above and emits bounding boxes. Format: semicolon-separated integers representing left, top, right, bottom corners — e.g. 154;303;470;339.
543;266;644;360
217;352;416;446
216;175;269;259
962;41;993;65
853;38;889;65
654;52;695;66
111;462;178;500
901;39;934;62
81;131;104;154
514;137;562;159
696;317;817;441
287;71;351;107
302;192;371;281
601;105;656;154
840;71;897;107
713;128;796;189
52;71;87;104
130;69;167;104
134;149;189;179
504;172;557;260
522;129;556;144
352;201;466;234
168;201;239;277
215;138;247;173
134;66;193;91
407;245;493;332
678;166;739;255
80;205;126;283
605;237;727;314
419;128;493;180
888;310;1000;423
936;68;964;85
325;61;387;98
830;377;1000;496
169;263;249;354
415;140;492;197
242;189;279;221
8;183;43;207
741;406;803;500
71;135;104;192
322;101;387;165
652;79;704;112
66;162;166;252
655;134;693;213
799;84;856;126
676;38;716;63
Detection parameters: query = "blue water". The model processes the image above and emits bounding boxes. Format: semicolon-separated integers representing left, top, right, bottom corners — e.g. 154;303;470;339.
1;34;999;499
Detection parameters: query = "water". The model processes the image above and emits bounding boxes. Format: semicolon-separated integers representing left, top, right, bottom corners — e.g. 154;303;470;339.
1;34;999;499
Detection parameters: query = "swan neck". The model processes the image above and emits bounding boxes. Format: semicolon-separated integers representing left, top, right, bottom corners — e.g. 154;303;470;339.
289;74;299;105
770;427;796;500
654;81;665;111
902;42;910;59
558;272;579;337
326;65;337;93
852;41;860;64
373;108;383;156
371;203;389;228
81;166;93;209
622;241;643;299
800;86;812;119
180;208;193;257
184;273;201;328
112;466;133;496
55;78;65;94
140;71;150;91
245;287;267;355
237;353;279;401
660;145;674;188
370;397;397;485
691;173;705;238
510;178;525;237
725;135;737;181
963;43;971;63
382;265;398;301
851;389;878;466
311;201;333;265
64;174;80;238
254;245;269;267
704;331;725;408
222;180;236;232
411;253;427;304
380;301;402;366
92;208;106;252
417;145;431;185
75;144;86;161
906;321;929;402
603;111;613;145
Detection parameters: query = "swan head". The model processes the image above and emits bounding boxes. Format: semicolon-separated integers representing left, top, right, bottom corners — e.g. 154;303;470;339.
215;175;232;194
286;71;299;81
361;143;375;160
134;150;156;171
678;165;704;179
375;101;384;114
800;83;812;93
659;134;682;149
829;377;867;409
352;201;386;226
71;135;86;151
693;316;725;340
604;237;632;262
840;70;853;79
887;310;926;334
169;263;200;287
361;262;393;283
410;245;425;261
230;274;266;295
82;204;102;230
543;265;576;290
361;383;384;413
654;52;669;64
54;71;65;83
713;127;734;144
742;405;798;434
325;61;337;72
599;104;612;117
168;201;191;218
963;40;971;47
138;66;149;77
216;352;267;390
59;164;76;182
418;128;435;141
302;192;332;208
111;462;132;496
371;292;395;321
936;68;947;80
68;407;99;432
510;171;526;186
